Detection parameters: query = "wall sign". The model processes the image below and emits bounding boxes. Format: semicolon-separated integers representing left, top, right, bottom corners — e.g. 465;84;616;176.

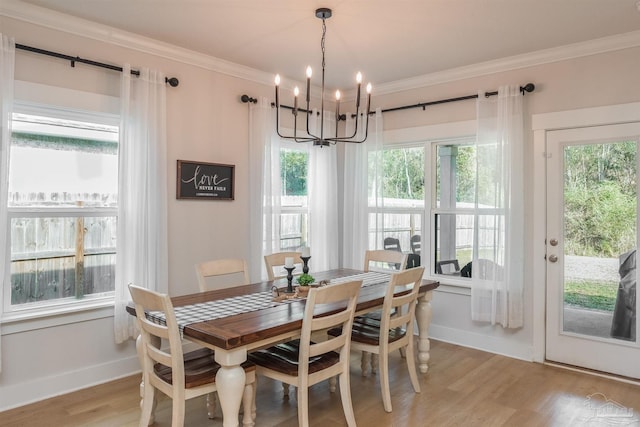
176;160;235;200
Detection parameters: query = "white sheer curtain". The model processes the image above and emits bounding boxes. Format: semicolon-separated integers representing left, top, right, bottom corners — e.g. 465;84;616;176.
342;108;383;268
114;65;169;343
470;85;524;328
0;34;15;373
248;97;278;280
308;110;339;270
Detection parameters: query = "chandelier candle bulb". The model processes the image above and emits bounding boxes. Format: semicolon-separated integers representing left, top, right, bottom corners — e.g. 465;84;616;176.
293;86;299;115
306;66;312;102
366;83;372;115
356;72;362;107
274;74;280;108
335;90;341;121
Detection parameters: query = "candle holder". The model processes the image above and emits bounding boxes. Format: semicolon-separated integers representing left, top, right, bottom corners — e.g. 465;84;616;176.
284;266;296;294
301;256;311;274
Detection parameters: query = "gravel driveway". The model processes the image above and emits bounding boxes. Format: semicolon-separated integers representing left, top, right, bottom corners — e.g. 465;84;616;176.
565;255;620;282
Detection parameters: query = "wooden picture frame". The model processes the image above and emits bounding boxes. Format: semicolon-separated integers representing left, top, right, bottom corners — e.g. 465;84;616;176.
176;160;235;200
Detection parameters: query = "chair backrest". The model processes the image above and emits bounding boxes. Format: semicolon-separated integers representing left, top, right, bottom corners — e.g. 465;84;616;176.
298;280;362;378
195;258;250;292
460;259;504;280
364;249;408;273
264;251;302;280
410;235;421;255
436;259;460;274
380;267;425;344
128;284;185;390
383;237;402;252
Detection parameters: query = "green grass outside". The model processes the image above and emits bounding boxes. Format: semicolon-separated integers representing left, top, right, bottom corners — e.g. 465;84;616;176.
564;279;618;311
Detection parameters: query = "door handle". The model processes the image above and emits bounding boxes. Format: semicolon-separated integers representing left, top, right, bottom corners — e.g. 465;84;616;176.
548;254;558;263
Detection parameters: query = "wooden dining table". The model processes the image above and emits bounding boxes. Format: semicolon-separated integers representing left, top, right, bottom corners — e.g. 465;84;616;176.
127;268;439;427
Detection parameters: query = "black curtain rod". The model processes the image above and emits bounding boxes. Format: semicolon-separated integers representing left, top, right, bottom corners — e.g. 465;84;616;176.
15;43;180;87
371;83;535;117
241;83;535;118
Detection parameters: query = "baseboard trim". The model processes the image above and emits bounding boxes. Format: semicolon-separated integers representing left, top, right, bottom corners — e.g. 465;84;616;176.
0;354;141;412
428;323;534;362
543;360;640;386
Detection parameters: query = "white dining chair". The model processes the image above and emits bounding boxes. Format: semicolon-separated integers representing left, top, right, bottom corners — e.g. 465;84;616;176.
248;280;362;427
129;284;257;427
264;251;303;280
195;258;250;292
328;267;425;412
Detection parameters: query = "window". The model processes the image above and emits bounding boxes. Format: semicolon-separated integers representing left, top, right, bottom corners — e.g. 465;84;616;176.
366;135;488;281
6;108;118;312
278;144;309;250
368;146;424;258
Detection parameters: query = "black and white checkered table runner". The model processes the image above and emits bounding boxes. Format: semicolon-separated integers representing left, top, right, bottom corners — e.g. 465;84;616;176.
327;271;391;288
145;271;391;336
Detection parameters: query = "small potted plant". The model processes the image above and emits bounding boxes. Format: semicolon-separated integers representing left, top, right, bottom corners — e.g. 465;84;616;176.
296;273;315;296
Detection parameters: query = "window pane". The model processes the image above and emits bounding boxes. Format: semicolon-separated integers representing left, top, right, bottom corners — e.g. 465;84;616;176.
281;148;308;202
279;213;308;251
10;216;116;305
435;144;476;208
369;147;424;207
368;212;422;251
9;113;118;208
434;213;474;276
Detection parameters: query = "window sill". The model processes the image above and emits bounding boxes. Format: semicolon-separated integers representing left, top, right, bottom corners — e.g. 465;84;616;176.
429;276;472;296
1;297;114;335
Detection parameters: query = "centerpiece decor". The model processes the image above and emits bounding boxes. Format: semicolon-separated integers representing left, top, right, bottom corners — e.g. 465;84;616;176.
296;273;316;297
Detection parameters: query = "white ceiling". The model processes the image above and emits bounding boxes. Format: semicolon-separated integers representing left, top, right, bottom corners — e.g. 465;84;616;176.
12;0;640;90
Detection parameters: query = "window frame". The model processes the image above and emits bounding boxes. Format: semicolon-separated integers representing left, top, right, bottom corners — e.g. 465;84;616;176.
3;85;120;322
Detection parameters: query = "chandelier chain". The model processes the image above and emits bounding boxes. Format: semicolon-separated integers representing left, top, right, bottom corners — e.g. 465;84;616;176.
321;18;326;72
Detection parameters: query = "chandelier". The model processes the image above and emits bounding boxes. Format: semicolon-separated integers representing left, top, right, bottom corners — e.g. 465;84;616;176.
274;8;372;147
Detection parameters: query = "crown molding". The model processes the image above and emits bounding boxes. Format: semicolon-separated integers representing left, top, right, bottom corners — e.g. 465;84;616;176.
3;0;640;96
0;0;275;85
373;30;640;96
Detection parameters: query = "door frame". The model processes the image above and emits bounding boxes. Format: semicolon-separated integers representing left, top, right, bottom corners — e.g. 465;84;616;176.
532;101;640;363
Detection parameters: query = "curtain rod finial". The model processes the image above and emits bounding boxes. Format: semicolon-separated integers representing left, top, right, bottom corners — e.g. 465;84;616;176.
521;83;535;94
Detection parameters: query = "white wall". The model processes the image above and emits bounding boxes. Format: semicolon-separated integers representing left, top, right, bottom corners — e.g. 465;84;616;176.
1;8;639;411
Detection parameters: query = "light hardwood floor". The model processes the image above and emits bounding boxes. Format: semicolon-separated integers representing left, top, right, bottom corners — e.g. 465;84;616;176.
3;340;640;426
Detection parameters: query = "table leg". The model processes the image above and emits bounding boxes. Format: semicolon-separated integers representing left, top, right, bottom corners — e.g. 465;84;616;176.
415;290;433;374
215;348;248;427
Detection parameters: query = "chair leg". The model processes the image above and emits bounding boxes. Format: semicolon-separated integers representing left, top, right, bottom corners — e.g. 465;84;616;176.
379;351;392;412
297;384;310;427
338;372;357;427
242;382;255;427
139;382;155;427
406;340;421;394
371;354;379;374
252;380;257;421
329;376;337;393
171;394;186;427
282;382;290;399
360;351;371;376
399;347;406;358
206;392;217;419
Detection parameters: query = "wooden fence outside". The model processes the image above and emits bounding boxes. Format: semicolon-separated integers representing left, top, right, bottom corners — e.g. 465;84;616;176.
10;192;117;304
